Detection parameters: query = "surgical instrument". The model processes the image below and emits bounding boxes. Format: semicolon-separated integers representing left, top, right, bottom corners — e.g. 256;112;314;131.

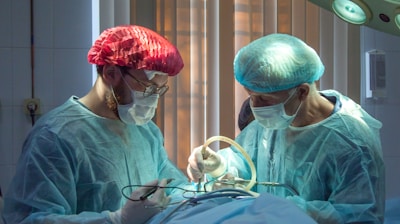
214;179;299;196
140;178;174;200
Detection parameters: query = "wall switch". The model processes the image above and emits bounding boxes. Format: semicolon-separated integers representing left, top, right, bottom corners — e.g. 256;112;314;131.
24;98;41;115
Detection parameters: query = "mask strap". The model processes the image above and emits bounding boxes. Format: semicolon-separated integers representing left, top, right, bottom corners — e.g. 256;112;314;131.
111;69;133;106
119;69;134;91
283;87;298;105
286;88;302;118
110;85;120;105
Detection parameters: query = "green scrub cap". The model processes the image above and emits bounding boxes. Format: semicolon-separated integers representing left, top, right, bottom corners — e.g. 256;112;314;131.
234;33;325;93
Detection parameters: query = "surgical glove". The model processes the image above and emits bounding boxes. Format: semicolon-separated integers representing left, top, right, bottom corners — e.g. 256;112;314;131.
109;179;171;224
187;146;226;181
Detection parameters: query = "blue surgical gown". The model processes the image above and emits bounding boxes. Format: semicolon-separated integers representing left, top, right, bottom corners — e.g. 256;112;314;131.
216;90;385;223
3;96;189;223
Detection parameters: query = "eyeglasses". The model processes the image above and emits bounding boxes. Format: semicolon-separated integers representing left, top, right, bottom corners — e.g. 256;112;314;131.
123;69;169;97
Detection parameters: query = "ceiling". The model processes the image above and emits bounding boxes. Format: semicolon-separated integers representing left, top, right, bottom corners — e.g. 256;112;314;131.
308;0;400;36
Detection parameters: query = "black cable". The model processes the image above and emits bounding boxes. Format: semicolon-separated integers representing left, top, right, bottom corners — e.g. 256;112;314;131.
121;185;206;202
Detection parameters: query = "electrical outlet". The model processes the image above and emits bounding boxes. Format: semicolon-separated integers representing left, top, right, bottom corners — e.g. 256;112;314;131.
24;98;41;115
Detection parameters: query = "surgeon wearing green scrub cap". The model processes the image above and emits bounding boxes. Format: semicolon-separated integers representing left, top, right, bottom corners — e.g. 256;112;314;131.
187;33;385;223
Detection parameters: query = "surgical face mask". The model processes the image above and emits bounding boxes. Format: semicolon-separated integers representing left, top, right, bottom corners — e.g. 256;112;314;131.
117;90;159;125
112;75;160;125
251;88;301;129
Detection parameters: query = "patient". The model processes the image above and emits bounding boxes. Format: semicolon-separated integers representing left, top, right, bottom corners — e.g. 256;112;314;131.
147;190;317;224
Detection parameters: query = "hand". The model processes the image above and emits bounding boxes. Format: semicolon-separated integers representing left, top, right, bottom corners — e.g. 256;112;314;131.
109;179;171;224
187;146;226;181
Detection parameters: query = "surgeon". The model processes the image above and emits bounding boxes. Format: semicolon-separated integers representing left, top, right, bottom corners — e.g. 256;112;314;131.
187;33;386;223
3;25;189;224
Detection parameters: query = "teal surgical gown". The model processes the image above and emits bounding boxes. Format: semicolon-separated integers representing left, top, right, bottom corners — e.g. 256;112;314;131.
3;96;189;223
216;90;385;223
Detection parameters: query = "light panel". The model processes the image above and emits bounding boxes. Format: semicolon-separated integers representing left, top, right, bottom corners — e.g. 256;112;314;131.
384;0;400;4
396;8;400;30
308;0;400;36
331;0;371;25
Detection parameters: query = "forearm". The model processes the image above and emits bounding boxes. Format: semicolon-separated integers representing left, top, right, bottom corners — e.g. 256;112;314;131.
6;211;113;224
287;196;383;223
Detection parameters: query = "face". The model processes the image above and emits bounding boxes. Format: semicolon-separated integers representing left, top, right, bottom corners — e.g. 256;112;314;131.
123;68;168;97
106;67;169;116
246;87;299;115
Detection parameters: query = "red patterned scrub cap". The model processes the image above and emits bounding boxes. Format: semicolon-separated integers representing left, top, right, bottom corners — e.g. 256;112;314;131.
88;25;184;76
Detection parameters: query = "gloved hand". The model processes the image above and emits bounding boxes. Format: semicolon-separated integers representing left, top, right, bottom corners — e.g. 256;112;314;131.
187;146;226;181
109;179;171;224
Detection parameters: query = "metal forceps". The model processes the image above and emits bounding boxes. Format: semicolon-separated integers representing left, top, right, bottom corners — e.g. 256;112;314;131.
214;179;299;196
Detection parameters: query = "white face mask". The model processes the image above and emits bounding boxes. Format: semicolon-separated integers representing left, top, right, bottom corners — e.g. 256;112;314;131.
112;74;160;126
117;90;159;125
251;88;301;129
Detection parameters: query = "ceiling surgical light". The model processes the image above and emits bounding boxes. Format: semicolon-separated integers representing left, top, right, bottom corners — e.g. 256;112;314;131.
308;0;400;36
331;0;372;25
395;9;400;30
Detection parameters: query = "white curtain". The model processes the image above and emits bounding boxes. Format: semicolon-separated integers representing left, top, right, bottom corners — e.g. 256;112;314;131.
147;0;361;172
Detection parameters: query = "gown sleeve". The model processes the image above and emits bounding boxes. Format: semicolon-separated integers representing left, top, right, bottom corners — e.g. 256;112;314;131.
3;130;113;224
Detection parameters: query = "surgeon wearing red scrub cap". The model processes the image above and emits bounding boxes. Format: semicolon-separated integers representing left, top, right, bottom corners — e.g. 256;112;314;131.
3;25;189;224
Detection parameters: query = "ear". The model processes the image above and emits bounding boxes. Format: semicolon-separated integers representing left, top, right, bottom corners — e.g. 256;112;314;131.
102;65;122;86
297;83;310;101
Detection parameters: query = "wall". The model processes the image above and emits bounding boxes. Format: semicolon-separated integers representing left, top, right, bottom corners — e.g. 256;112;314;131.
360;26;400;200
0;0;93;194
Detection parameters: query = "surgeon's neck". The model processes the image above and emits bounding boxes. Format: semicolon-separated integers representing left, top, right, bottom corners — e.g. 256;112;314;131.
292;91;334;127
79;77;119;120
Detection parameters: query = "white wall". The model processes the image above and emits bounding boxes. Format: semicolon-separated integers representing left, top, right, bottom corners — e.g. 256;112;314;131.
360;26;400;200
0;0;93;194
